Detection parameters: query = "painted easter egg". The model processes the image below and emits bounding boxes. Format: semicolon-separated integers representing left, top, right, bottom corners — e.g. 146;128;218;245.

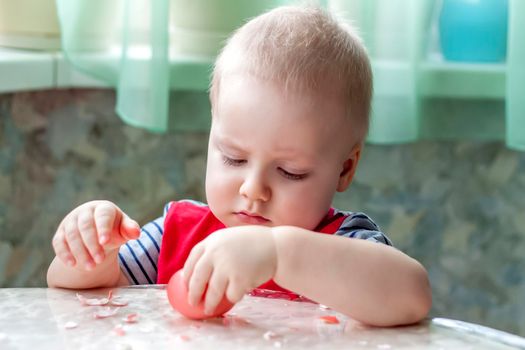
167;269;234;319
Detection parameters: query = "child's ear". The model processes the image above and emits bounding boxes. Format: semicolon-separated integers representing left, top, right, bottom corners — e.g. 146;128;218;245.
337;144;361;192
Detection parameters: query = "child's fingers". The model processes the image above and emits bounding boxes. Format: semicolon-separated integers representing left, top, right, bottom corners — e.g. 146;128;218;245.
77;210;105;264
204;272;228;315
52;226;76;267
119;215;141;240
63;215;96;270
183;244;205;286
93;202;118;245
226;279;246;304
188;257;213;307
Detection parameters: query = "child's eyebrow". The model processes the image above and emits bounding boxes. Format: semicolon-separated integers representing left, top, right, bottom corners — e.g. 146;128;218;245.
214;136;245;153
214;132;317;165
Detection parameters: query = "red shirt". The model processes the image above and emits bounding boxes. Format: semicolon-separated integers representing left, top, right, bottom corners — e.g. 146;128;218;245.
157;201;347;295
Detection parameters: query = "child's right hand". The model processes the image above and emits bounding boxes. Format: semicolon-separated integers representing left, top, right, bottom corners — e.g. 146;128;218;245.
52;200;140;271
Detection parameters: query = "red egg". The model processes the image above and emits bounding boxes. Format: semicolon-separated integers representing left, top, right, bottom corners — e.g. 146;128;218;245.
167;270;234;319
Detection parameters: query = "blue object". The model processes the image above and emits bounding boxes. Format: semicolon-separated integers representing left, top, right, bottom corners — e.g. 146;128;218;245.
439;0;508;62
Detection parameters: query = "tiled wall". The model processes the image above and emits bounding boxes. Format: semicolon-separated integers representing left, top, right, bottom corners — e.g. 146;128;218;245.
0;90;524;336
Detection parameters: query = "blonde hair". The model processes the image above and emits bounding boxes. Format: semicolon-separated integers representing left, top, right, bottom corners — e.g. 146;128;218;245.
209;6;372;142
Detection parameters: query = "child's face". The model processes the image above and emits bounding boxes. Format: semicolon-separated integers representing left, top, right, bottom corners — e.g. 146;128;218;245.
205;75;359;230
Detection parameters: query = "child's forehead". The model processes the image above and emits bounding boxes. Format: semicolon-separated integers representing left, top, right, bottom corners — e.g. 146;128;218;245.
220;58;344;90
211;123;337;166
218;74;349;119
212;76;357;154
219;72;345;106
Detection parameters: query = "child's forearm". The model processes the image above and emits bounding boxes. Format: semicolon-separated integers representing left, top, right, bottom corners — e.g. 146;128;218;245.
47;250;127;289
271;226;431;327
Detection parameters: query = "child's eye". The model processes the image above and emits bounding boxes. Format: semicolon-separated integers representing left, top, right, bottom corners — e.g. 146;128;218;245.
222;156;246;166
278;168;308;181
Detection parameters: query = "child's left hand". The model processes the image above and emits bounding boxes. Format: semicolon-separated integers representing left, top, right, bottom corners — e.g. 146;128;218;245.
183;225;277;315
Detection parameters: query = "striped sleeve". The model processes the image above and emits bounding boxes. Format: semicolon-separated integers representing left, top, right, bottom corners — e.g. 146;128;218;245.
333;210;393;246
118;203;171;284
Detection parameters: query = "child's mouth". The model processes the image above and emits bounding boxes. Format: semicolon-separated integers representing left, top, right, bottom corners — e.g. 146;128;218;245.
235;211;270;224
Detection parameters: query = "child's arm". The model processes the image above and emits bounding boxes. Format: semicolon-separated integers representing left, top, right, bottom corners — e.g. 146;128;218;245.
184;225;431;327
47;200;140;289
271;226;432;327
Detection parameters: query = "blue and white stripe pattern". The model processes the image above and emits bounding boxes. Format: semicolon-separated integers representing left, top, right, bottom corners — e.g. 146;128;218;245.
118;203;170;284
333;209;392;246
119;203;391;285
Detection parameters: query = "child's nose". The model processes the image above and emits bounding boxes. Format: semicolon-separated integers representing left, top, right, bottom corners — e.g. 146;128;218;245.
239;172;271;202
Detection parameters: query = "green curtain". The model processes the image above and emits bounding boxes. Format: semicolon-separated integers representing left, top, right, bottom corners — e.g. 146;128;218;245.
507;0;525;150
56;0;170;132
329;0;525;150
56;0;525;150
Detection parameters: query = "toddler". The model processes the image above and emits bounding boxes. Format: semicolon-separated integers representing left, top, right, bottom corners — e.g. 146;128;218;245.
47;6;431;326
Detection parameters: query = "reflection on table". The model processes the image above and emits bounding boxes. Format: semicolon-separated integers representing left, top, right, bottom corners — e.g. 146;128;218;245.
0;286;524;350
